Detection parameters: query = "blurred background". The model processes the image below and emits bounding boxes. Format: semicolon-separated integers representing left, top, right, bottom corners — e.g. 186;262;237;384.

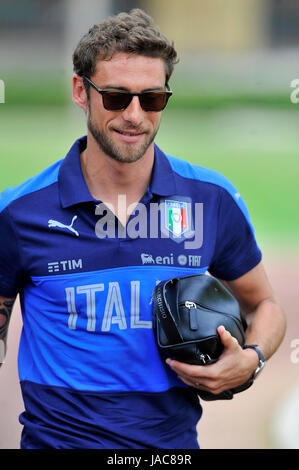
0;0;298;449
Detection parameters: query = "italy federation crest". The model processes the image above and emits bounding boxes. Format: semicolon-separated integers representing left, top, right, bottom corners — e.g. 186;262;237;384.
160;197;195;243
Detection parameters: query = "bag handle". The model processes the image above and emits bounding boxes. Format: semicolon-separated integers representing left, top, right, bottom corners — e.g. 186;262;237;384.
153;281;184;345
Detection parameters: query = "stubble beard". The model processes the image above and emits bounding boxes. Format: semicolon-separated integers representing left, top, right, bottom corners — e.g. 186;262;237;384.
87;109;160;164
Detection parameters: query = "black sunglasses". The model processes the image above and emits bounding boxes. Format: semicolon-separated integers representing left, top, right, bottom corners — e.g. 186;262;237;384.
83;76;172;112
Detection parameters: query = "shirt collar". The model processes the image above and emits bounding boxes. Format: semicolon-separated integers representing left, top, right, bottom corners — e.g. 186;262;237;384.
58;136;94;208
58;136;177;208
150;144;177;196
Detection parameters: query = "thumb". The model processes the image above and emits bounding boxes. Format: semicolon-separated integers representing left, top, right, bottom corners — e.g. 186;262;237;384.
217;325;239;351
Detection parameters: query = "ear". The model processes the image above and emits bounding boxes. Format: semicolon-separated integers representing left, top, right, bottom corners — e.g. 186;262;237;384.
72;74;88;111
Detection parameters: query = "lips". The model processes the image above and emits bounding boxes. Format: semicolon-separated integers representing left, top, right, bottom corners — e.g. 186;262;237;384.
113;128;146;143
117;130;143;136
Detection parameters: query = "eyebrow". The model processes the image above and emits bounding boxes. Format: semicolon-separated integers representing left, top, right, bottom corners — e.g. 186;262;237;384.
100;85;166;92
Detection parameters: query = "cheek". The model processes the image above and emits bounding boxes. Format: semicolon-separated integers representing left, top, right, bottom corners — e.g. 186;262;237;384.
150;113;162;130
88;102;111;128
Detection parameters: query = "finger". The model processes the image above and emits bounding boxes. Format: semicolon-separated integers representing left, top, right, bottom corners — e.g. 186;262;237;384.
169;360;227;392
217;325;240;351
176;374;197;388
166;358;206;377
176;374;213;392
166;359;216;385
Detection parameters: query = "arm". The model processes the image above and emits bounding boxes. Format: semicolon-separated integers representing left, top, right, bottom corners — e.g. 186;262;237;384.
0;296;16;367
222;261;286;361
166;262;286;394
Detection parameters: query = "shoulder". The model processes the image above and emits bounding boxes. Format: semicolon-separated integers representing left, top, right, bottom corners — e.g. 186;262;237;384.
165;152;252;224
165;153;241;199
0;159;63;213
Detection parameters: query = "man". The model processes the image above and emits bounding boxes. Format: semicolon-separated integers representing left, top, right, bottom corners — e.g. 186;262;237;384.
0;9;285;449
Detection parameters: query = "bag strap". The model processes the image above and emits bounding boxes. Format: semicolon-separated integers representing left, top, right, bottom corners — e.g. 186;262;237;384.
153;281;183;345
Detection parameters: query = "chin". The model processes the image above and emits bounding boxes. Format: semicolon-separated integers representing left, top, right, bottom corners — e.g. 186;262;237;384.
108;148;147;164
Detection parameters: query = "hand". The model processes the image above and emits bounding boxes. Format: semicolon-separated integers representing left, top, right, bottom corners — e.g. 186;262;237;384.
166;325;259;395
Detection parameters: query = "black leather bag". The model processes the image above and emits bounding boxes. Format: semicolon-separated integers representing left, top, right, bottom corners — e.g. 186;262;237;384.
153;274;254;400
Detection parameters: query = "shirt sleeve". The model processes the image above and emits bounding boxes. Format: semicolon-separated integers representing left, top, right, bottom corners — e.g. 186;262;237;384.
0;206;23;297
209;187;262;281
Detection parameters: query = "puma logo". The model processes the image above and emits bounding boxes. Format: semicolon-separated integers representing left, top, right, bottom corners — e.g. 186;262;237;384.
48;215;79;237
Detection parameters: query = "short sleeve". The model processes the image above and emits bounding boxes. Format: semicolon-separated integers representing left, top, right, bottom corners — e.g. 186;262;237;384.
0;206;23;297
209;188;262;281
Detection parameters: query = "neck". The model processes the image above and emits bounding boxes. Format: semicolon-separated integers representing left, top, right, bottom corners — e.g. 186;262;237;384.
80;133;155;224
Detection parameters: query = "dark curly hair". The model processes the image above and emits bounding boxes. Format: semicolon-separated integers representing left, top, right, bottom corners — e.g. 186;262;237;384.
73;8;178;92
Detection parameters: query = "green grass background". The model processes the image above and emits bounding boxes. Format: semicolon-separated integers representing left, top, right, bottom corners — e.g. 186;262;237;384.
1;77;298;249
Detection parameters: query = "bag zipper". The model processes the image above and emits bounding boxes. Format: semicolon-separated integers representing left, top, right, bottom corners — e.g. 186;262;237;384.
181;300;244;334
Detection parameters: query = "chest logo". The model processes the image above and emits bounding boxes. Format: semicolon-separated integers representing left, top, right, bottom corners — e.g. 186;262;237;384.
160;198;195;244
48;215;79;237
165;200;189;237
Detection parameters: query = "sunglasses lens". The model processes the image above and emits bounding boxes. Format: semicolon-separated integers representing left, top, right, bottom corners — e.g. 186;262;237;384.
140;92;171;111
102;92;132;111
101;90;172;112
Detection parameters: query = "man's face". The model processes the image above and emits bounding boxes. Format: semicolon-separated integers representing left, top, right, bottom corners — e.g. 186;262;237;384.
86;53;166;163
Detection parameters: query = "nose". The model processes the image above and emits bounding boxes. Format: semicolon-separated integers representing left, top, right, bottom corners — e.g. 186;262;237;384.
121;95;144;126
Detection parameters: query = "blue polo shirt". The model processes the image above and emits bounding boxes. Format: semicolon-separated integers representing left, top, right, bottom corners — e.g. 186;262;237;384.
0;136;261;449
